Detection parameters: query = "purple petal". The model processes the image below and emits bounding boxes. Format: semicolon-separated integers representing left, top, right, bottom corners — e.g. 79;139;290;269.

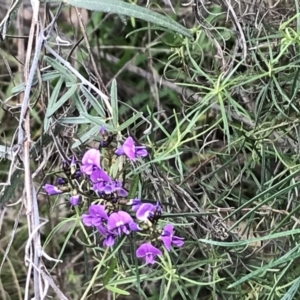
136;243;162;264
82;204;108;227
44;184;63;195
129;222;140;231
70;195;81;206
136;203;155;221
145;254;156;264
107;211;133;231
107;212;121;231
93;181;105;193
135;147;148;158
97;224;107;235
103;235;115;247
103;183;115;194
115;147;124;156
163;224;174;235
100;125;106;135
82;149;101;166
90;168;111;183
56;178;66;185
172;236;184;248
81;149;101;171
116;187;128;197
161;236;172;251
82;214;94;226
118;211;134;224
160;224;184;250
136;243;162;256
70;156;76;167
89;204;108;219
74;170;82;178
80;164;94;175
122;136;136;160
129;198;142;211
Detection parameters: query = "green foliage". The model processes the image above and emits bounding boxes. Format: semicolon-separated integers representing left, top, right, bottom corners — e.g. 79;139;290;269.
2;0;300;299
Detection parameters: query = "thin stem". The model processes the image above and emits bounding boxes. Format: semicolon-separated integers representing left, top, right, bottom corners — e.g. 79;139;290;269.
80;247;109;300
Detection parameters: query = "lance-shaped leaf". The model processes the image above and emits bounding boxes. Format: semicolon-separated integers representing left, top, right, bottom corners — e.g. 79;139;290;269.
44;0;192;38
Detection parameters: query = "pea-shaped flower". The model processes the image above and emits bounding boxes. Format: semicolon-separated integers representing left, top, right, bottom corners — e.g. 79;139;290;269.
136;243;162;264
160;224;184;251
81;149;101;175
115;136;148;161
44;184;63;195
136;203;161;221
81;204;108;227
70;194;81;206
107;211;136;235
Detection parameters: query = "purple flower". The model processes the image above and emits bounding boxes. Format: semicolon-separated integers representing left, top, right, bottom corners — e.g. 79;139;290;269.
136;203;162;221
80;149;101;175
103;235;116;247
74;170;82;178
93;181;114;194
90;168;111;183
115;136;148;161
136;243;162;264
107;211;136;235
57;178;66;185
92;179;128;197
160;224;184;251
128;198;142;211
82;204;108;227
90;168;115;195
113;180;128;197
100;125;106;135
97;225;116;247
70;194;81;206
44;184;63;195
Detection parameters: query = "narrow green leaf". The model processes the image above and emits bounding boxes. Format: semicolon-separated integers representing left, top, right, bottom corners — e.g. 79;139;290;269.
44;0;192;38
44;76;64;131
103;258;117;286
46;84;78;117
280;275;300;300
0;0;22;40
128;174;139;199
44;56;77;82
71;124;100;148
11;71;60;94
71;92;87;114
110;79;118;129
198;228;300;247
58;116;90;124
228;247;300;288
117;113;142;132
105;285;130;296
80;112;114;131
80;85;105;117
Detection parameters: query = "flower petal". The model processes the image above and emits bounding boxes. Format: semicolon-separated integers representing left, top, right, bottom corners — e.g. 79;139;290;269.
135;147;148;158
44;184;63;195
89;204;108;219
70;195;81;206
136;203;155;221
172;236;184;248
122;136;136;160
163;224;174;235
90;168;111;183
82;149;101;168
115;147;124;156
82;214;94;226
136;243;162;264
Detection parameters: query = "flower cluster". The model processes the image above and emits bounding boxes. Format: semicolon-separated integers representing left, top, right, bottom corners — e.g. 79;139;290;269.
43;131;184;264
